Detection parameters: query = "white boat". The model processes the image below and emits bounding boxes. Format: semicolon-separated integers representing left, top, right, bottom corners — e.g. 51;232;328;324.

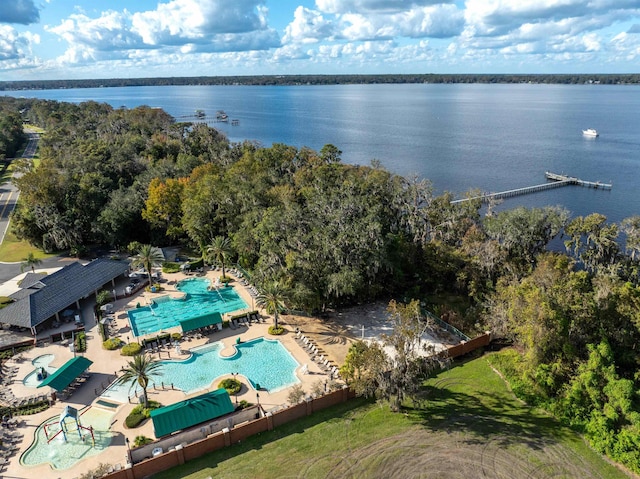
582;128;599;137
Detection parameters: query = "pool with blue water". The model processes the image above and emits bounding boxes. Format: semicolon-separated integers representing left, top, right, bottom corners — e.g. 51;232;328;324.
127;278;247;336
101;337;299;402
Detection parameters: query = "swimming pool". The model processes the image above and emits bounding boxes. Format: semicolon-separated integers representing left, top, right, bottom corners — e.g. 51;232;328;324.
20;407;115;470
22;354;57;388
127;278;248;336
101;337;300;402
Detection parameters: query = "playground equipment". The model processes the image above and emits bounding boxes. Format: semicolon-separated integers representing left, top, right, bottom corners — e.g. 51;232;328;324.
43;405;95;446
36;367;48;381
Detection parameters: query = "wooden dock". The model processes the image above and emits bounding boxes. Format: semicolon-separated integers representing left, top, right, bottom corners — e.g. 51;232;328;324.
451;172;612;204
544;171;612;189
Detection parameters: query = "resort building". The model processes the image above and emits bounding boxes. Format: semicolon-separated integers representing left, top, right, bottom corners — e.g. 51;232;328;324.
0;258;129;343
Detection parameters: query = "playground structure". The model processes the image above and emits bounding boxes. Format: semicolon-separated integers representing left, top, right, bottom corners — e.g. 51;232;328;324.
43;405;95;447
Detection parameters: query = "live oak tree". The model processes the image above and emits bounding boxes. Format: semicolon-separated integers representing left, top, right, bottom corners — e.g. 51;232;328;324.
142;177;188;239
341;300;447;411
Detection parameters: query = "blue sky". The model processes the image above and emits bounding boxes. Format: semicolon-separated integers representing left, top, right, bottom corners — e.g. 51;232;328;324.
1;0;639;81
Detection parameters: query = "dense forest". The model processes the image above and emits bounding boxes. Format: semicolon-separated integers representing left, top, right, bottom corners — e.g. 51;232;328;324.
0;102;26;159
2;73;640;91
3;95;640;473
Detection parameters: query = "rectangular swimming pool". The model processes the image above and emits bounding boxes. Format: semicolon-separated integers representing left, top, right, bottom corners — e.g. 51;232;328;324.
127;278;248;336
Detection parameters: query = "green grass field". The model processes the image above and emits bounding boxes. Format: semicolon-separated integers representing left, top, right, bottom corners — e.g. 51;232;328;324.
0;228;54;263
152;355;628;479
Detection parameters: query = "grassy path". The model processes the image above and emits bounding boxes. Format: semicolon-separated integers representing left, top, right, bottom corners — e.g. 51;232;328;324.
152;356;629;479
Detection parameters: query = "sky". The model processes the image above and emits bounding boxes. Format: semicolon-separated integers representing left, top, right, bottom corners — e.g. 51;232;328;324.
1;0;639;81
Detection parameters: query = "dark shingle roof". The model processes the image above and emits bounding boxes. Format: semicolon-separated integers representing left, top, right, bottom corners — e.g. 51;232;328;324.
0;259;130;329
20;272;47;289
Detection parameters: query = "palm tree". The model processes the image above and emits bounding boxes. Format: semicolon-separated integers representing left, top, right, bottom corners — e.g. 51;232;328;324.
256;281;288;330
131;244;164;285
115;354;162;408
207;236;232;279
21;252;42;273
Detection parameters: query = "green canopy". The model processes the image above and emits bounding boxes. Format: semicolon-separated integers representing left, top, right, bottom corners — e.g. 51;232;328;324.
38;356;93;392
179;311;222;333
150;388;234;438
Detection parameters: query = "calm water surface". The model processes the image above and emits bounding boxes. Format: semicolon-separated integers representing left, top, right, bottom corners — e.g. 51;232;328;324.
6;84;640;223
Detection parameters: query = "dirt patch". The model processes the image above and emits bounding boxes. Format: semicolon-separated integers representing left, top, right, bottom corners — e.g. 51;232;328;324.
295;426;609;479
279;301;462;367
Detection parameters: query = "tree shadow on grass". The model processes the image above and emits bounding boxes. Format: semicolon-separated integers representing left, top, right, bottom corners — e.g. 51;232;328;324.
407;378;572;452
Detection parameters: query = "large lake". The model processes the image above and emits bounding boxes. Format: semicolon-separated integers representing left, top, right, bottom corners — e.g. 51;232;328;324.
5;83;640;223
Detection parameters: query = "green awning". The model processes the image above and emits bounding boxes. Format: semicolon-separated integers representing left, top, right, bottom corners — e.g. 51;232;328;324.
179;311;222;333
150;388;234;437
38;356;93;392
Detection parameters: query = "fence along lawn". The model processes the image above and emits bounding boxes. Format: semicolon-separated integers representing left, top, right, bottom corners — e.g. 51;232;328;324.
151;355;626;479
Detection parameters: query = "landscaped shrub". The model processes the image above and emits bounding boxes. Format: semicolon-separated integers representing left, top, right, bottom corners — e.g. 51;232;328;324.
146;283;163;293
0;296;13;309
134;435;154;447
222;320;230;328
131;400;162;418
0;345;32;360
170;332;182;341
103;337;123;350
287;384;306;404
74;331;87;352
78;463;112;479
236;399;251;411
311;380;325;397
268;325;285;335
189;258;204;269
121;342;142;356
10;399;50;416
125;412;146;428
219;276;232;284
162;261;181;273
218;378;241;395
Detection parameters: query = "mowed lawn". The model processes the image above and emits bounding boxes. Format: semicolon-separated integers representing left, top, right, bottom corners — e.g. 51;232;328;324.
152;356;629;479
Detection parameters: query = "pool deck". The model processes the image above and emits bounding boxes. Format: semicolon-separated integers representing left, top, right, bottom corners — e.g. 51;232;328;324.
1;268;344;478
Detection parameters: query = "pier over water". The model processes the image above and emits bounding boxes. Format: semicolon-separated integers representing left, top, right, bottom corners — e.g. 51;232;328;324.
451;172;612;204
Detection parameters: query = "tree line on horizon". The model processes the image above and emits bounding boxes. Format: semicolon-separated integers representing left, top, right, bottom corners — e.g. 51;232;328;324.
2;73;640;91
3;95;640;472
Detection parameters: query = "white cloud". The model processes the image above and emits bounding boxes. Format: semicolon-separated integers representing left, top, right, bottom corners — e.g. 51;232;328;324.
283;6;335;44
43;0;280;69
0;0;40;25
316;0;451;14
47;11;144;51
337;4;464;40
0;25;39;61
5;0;640;79
131;0;271;45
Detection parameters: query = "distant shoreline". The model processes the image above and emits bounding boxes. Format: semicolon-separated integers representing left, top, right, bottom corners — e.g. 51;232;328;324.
2;73;639;91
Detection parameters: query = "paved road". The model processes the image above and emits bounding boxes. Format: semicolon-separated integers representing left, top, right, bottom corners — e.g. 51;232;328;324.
0;131;39;247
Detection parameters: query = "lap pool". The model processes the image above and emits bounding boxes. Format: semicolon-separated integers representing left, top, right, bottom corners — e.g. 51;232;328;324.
127;278;248;336
101;337;300;402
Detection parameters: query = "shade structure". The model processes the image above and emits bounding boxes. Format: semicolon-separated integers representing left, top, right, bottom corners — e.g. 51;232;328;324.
38;356;93;391
179;311;222;333
150;388;234;437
